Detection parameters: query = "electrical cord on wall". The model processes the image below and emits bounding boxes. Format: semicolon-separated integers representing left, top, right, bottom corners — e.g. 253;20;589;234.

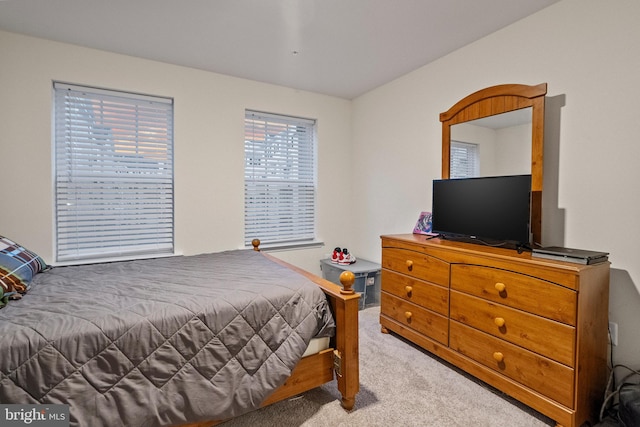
609;324;615;371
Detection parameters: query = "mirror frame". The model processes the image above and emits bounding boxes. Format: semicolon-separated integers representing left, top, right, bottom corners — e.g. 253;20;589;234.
440;83;547;245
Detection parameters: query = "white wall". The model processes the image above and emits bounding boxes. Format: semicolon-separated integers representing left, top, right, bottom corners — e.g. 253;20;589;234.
351;0;640;368
494;123;531;176
0;30;354;275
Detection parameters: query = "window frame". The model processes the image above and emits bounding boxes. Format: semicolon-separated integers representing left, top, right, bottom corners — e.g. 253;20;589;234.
53;82;175;264
450;140;480;178
243;110;318;249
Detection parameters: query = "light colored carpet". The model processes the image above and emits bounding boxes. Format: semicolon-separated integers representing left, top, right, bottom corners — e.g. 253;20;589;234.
221;306;555;426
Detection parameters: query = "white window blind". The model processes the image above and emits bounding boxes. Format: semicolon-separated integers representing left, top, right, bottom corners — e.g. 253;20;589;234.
54;82;174;262
244;111;316;246
450;141;479;178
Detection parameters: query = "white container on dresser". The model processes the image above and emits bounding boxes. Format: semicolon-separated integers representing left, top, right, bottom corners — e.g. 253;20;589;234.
380;234;610;427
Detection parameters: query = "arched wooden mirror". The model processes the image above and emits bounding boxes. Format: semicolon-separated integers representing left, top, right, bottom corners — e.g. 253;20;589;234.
440;83;547;246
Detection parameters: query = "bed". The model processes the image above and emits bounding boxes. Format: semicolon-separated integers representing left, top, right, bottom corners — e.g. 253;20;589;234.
0;238;360;427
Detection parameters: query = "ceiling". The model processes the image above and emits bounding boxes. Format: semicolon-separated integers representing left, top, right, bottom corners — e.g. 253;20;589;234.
0;0;560;99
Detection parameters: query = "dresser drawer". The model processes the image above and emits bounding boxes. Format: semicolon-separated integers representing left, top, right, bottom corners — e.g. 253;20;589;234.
450;321;574;408
381;292;448;345
381;269;448;316
450;291;575;366
451;264;577;325
382;247;449;287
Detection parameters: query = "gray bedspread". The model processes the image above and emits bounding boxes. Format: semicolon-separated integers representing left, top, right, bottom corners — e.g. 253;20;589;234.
0;250;335;426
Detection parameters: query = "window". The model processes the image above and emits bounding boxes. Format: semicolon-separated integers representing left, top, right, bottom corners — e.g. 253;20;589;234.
53;83;174;263
244;111;316;247
450;141;479;178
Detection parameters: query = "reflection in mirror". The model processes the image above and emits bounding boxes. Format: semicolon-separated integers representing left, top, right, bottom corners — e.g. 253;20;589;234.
450;108;532;178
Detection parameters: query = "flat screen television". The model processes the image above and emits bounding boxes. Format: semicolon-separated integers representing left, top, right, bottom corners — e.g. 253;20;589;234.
431;174;532;250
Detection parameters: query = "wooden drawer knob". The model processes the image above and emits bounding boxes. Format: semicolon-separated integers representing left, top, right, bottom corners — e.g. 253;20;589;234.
493;352;504;363
405;260;413;270
494;282;506;292
405;285;413;295
404;311;412;320
494;317;505;327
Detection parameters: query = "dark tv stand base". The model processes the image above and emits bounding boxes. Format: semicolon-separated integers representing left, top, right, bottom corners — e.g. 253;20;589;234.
516;243;532;254
439;234;531;253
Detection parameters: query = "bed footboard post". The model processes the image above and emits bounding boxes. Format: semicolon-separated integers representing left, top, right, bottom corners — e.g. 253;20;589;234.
333;271;359;410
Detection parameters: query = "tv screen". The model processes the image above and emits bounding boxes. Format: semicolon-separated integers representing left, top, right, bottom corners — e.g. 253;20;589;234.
431;175;532;248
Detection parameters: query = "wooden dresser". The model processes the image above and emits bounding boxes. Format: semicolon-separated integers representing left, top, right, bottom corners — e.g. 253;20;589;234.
380;234;610;427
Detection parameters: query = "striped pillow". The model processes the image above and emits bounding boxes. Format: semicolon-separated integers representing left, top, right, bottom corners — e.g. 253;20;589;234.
0;235;48;302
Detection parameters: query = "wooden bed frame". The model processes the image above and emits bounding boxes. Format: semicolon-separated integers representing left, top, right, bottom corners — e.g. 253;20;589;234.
178;240;360;427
